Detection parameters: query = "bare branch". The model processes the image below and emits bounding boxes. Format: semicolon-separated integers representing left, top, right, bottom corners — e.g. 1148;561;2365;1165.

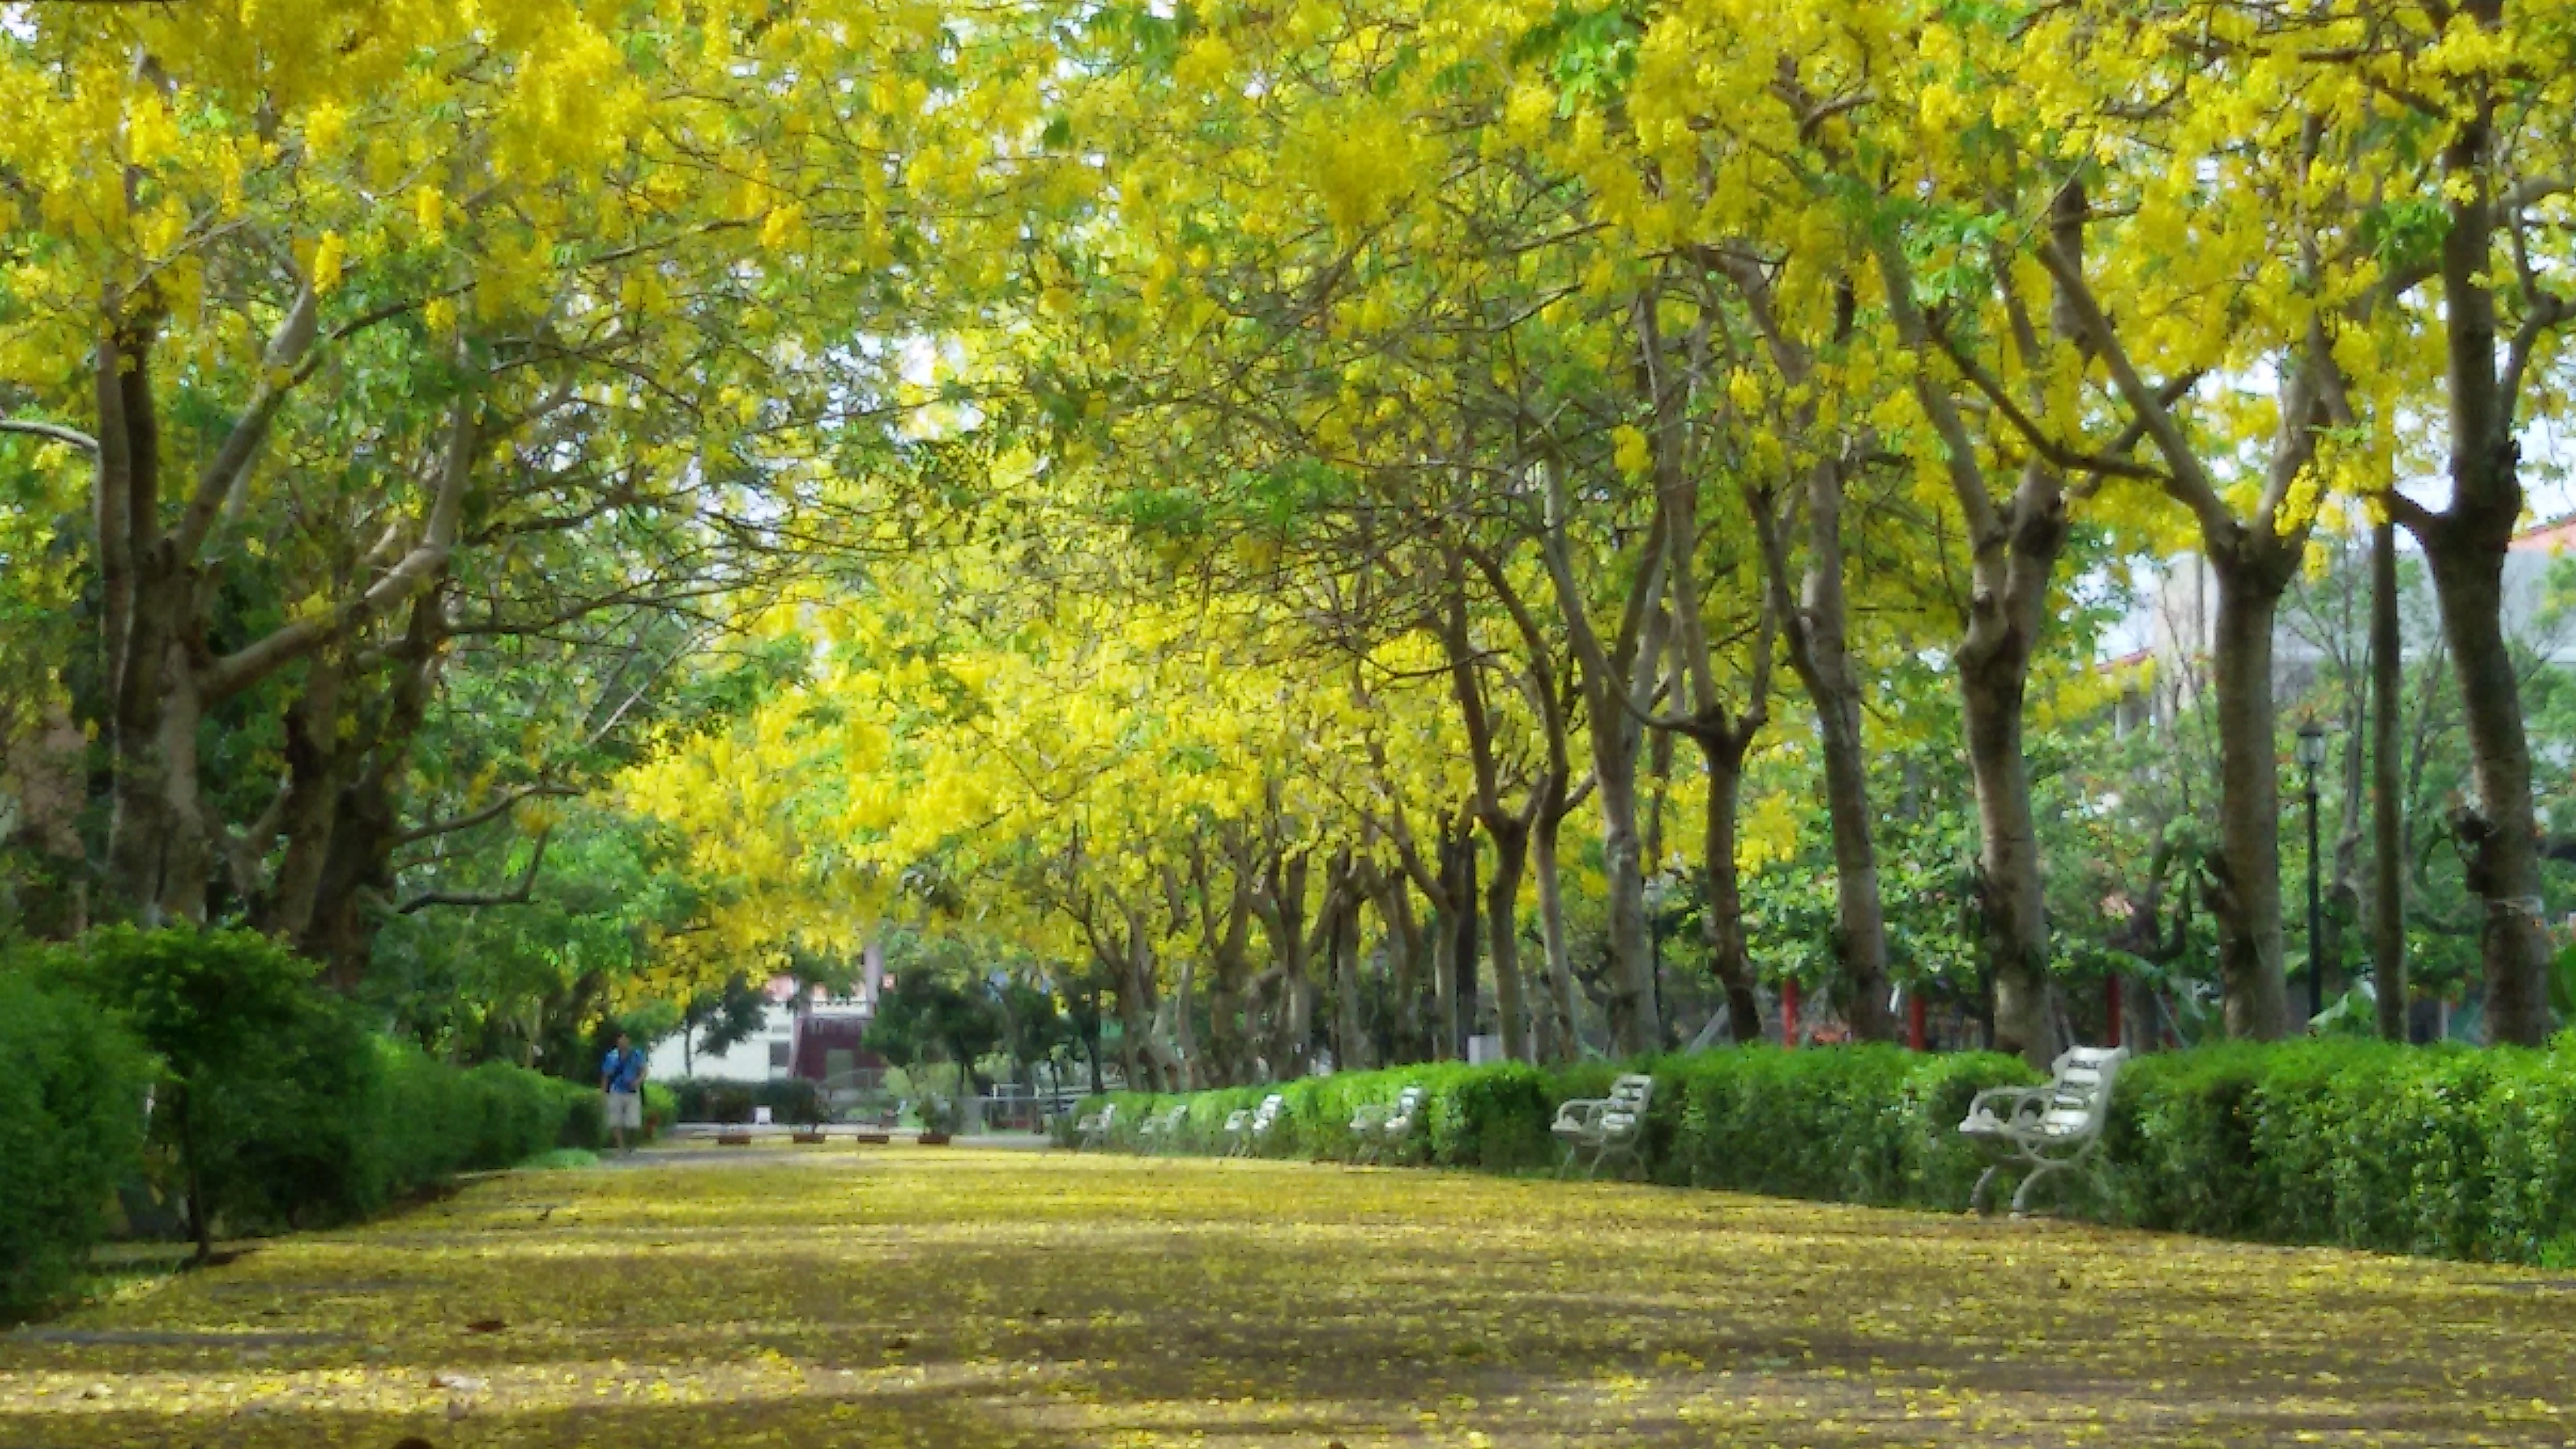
397;831;551;914
0;419;100;452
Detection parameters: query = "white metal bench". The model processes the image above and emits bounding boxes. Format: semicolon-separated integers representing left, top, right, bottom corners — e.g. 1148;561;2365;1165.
1135;1103;1189;1154
1073;1102;1117;1150
1552;1073;1653;1179
1224;1093;1286;1157
1349;1084;1428;1165
1958;1045;2129;1215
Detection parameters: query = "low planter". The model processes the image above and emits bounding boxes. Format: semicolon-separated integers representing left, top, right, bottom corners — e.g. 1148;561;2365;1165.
917;1131;953;1147
853;1131;892;1145
716;1131;754;1146
791;1130;829;1144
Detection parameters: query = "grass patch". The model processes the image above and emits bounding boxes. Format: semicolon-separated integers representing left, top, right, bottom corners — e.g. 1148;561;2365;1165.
515;1148;601;1171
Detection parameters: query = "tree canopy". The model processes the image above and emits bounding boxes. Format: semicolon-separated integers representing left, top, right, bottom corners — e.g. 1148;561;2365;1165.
6;0;2575;1079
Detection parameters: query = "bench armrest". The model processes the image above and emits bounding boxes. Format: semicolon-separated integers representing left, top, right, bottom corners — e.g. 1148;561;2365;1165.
1960;1085;2048;1135
1552;1099;1608;1133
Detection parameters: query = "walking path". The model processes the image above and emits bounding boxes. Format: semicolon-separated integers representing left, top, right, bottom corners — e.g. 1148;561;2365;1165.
6;1145;2573;1446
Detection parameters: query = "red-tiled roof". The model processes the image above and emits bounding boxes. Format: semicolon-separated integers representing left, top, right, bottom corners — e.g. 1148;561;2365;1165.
2513;517;2576;553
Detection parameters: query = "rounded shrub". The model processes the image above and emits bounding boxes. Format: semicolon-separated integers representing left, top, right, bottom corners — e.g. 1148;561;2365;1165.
0;970;150;1319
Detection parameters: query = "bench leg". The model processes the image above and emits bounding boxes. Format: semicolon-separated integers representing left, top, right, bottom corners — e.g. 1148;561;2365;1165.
1970;1163;2007;1215
2009;1161;2065;1217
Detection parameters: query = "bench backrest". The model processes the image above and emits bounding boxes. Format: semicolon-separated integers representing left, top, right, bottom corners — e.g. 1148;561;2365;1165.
1252;1093;1286;1125
1601;1074;1653;1140
1390;1085;1425;1118
2039;1046;2127;1137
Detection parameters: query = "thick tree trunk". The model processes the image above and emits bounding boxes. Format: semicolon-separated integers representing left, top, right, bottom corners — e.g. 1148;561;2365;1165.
1691;731;1762;1045
2422;535;2552;1042
2370;515;2407;1041
1453;827;1481;1054
1206;962;1248;1087
1433;832;1464;1058
2399;65;2555;1045
263;653;350;938
1330;856;1370;1071
1809;687;1894;1039
1120;911;1167;1092
1423;900;1458;1062
1959;620;2055;1065
1373;872;1429;1063
1537;454;1668;1056
1171;957;1197;1091
300;591;446;984
1256;852;1318;1076
1592;760;1660;1053
1532;808;1579;1059
2205;553;2294;1039
1484;820;1530;1061
1757;459;1895;1043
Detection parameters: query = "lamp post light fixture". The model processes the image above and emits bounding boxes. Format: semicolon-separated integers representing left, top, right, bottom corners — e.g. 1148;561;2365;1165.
2296;721;2328;1024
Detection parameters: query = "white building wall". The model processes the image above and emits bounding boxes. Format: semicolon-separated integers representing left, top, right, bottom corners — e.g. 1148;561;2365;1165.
646;1002;799;1082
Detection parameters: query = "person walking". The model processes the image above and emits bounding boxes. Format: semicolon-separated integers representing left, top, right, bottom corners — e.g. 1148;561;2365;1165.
600;1032;648;1155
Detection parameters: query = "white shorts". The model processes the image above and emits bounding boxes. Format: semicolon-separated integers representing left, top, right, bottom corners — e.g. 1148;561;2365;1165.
605;1091;642;1129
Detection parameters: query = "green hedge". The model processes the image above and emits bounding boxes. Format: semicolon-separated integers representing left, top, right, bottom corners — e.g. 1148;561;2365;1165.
1088;1039;2576;1265
1084;1046;2036;1204
2100;1039;2576;1263
667;1076;826;1125
0;972;152;1319
368;1044;615;1199
2;928;669;1316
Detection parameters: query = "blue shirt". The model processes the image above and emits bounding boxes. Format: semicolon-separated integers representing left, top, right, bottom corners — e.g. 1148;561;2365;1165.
601;1047;645;1092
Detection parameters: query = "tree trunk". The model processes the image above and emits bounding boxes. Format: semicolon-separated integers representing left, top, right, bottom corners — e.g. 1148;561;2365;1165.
1809;685;1894;1040
1433;833;1463;1058
1331;856;1371;1071
299;590;447;986
1372;871;1429;1063
2205;552;2294;1040
2370;515;2407;1041
1592;759;1660;1054
1484;819;1530;1061
2399;64;2554;1045
1959;607;2056;1066
2421;533;2551;1042
1452;826;1480;1055
1537;453;1668;1056
1423;897;1458;1062
263;653;350;938
1756;459;1895;1043
1690;729;1762;1044
1171;957;1196;1091
1533;805;1579;1059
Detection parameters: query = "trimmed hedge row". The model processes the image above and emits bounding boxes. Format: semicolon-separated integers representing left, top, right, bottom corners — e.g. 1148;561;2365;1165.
1084;1046;2037;1211
1086;1039;2576;1266
666;1076;827;1125
1;928;661;1320
0;972;152;1317
2102;1040;2576;1264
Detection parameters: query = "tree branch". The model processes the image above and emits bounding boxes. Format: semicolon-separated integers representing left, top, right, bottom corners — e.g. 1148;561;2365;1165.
396;830;549;914
0;419;100;452
200;376;479;703
395;782;580;848
2032;239;2232;533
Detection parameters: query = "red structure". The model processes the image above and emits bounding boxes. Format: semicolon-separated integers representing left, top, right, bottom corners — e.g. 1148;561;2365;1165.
1780;979;1800;1048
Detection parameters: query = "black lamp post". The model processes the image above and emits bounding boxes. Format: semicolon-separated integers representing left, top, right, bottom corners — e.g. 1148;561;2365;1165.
2296;721;2327;1024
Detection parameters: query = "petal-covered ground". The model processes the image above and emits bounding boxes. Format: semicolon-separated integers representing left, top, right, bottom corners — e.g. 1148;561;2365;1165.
6;1145;2574;1447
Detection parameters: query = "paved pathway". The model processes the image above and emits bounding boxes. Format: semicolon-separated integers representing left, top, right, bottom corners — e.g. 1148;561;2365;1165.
6;1145;2573;1447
